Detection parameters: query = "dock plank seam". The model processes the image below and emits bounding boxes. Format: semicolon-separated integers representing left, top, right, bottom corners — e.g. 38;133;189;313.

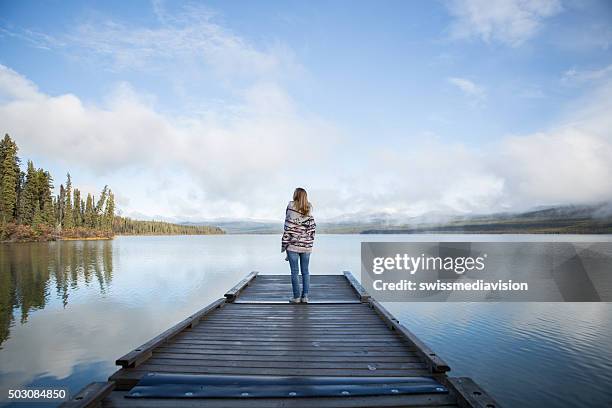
115;298;227;368
61;272;501;408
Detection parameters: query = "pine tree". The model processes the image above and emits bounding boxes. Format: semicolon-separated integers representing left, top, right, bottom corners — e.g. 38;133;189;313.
32;202;43;228
63;173;74;228
42;195;55;226
103;191;115;232
0;135;19;223
73;188;82;226
57;185;66;229
80;197;85;225
84;193;94;228
94;186;108;229
0;134;21;206
15;170;25;222
19;161;37;225
40;171;55;226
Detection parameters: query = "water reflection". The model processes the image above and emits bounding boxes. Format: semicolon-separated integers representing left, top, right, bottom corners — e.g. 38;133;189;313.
0;241;113;347
0;235;611;408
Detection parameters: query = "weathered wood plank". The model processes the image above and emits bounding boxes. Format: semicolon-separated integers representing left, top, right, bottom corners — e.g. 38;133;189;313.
152;350;417;359
191;321;389;328
445;377;500;408
184;325;399;334
153;347;419;357
111;366;432;385
63;274;497;408
156;341;415;350
344;271;371;302
145;357;427;370
368;299;450;373
235;274;360;303
186;325;405;333
216;306;370;311
115;298;226;368
224;271;259;301
152;352;423;363
170;335;403;343
59;382;114;408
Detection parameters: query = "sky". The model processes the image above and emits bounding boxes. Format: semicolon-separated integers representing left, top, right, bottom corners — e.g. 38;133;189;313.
0;0;611;221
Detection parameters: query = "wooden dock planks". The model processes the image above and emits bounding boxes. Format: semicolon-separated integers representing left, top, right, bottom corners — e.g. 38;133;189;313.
233;274;360;303
62;273;501;408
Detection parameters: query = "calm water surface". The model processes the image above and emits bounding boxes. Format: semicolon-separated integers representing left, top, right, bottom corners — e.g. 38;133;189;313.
1;234;611;407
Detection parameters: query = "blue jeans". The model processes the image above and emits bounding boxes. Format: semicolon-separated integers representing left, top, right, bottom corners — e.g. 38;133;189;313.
287;251;310;298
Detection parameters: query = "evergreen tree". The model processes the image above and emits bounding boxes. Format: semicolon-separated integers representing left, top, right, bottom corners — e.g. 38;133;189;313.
57;185;66;228
73;188;82;226
42;194;55;226
0;135;19;223
84;193;94;228
103;191;115;232
0;134;21;205
15;169;25;222
32;202;43;228
80;197;85;225
63;173;74;228
19;161;37;225
38;170;55;225
94;186;108;228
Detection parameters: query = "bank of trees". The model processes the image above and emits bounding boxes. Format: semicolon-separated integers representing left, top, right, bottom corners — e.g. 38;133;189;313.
1;134;225;242
1;134;115;241
113;217;223;235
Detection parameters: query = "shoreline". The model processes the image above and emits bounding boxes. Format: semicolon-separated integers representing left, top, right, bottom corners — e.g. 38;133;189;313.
1;232;226;244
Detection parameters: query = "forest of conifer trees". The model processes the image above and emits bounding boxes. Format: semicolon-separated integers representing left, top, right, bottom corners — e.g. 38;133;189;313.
0;134;223;242
0;134;115;241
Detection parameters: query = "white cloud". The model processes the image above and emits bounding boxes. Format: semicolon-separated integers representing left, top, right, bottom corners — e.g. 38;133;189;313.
499;80;612;206
44;2;300;83
563;64;612;83
448;77;486;101
2;63;611;220
0;64;341;219
501;129;612;205
447;0;563;46
0;1;610;221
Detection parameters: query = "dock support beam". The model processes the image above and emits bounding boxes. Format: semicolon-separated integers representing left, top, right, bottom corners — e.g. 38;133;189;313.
225;271;258;302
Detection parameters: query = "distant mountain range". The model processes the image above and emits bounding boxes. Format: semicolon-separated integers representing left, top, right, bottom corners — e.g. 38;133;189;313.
180;203;612;234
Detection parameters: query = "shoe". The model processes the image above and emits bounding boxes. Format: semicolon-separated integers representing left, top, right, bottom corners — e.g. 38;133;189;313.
301;296;309;303
289;298;301;304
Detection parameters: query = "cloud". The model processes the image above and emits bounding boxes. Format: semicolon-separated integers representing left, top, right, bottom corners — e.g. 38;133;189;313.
0;64;341;219
9;1;301;84
0;1;610;221
324;79;612;218
448;77;486;101
446;0;563;46
2;62;611;220
563;64;612;83
499;80;612;206
0;3;336;220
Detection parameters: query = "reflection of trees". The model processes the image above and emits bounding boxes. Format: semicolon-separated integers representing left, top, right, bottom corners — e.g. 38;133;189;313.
0;240;113;347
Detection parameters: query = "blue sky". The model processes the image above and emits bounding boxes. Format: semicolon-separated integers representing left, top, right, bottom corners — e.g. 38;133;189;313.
1;0;611;220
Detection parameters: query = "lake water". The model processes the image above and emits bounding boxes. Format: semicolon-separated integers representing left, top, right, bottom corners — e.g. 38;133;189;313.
1;234;611;407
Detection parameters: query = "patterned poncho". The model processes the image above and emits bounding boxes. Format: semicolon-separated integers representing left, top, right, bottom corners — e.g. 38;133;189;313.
281;201;316;253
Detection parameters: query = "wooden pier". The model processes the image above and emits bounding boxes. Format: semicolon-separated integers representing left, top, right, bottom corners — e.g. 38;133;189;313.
62;272;500;408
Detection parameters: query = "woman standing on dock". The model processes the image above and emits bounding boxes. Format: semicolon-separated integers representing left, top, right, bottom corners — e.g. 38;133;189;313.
281;187;316;304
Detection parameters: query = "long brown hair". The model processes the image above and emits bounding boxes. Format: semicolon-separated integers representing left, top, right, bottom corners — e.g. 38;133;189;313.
293;187;311;215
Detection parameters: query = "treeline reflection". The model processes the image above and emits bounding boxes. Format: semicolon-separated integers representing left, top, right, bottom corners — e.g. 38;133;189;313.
0;240;113;346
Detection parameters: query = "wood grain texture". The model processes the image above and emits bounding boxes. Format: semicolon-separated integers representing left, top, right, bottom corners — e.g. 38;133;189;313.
63;273;499;407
